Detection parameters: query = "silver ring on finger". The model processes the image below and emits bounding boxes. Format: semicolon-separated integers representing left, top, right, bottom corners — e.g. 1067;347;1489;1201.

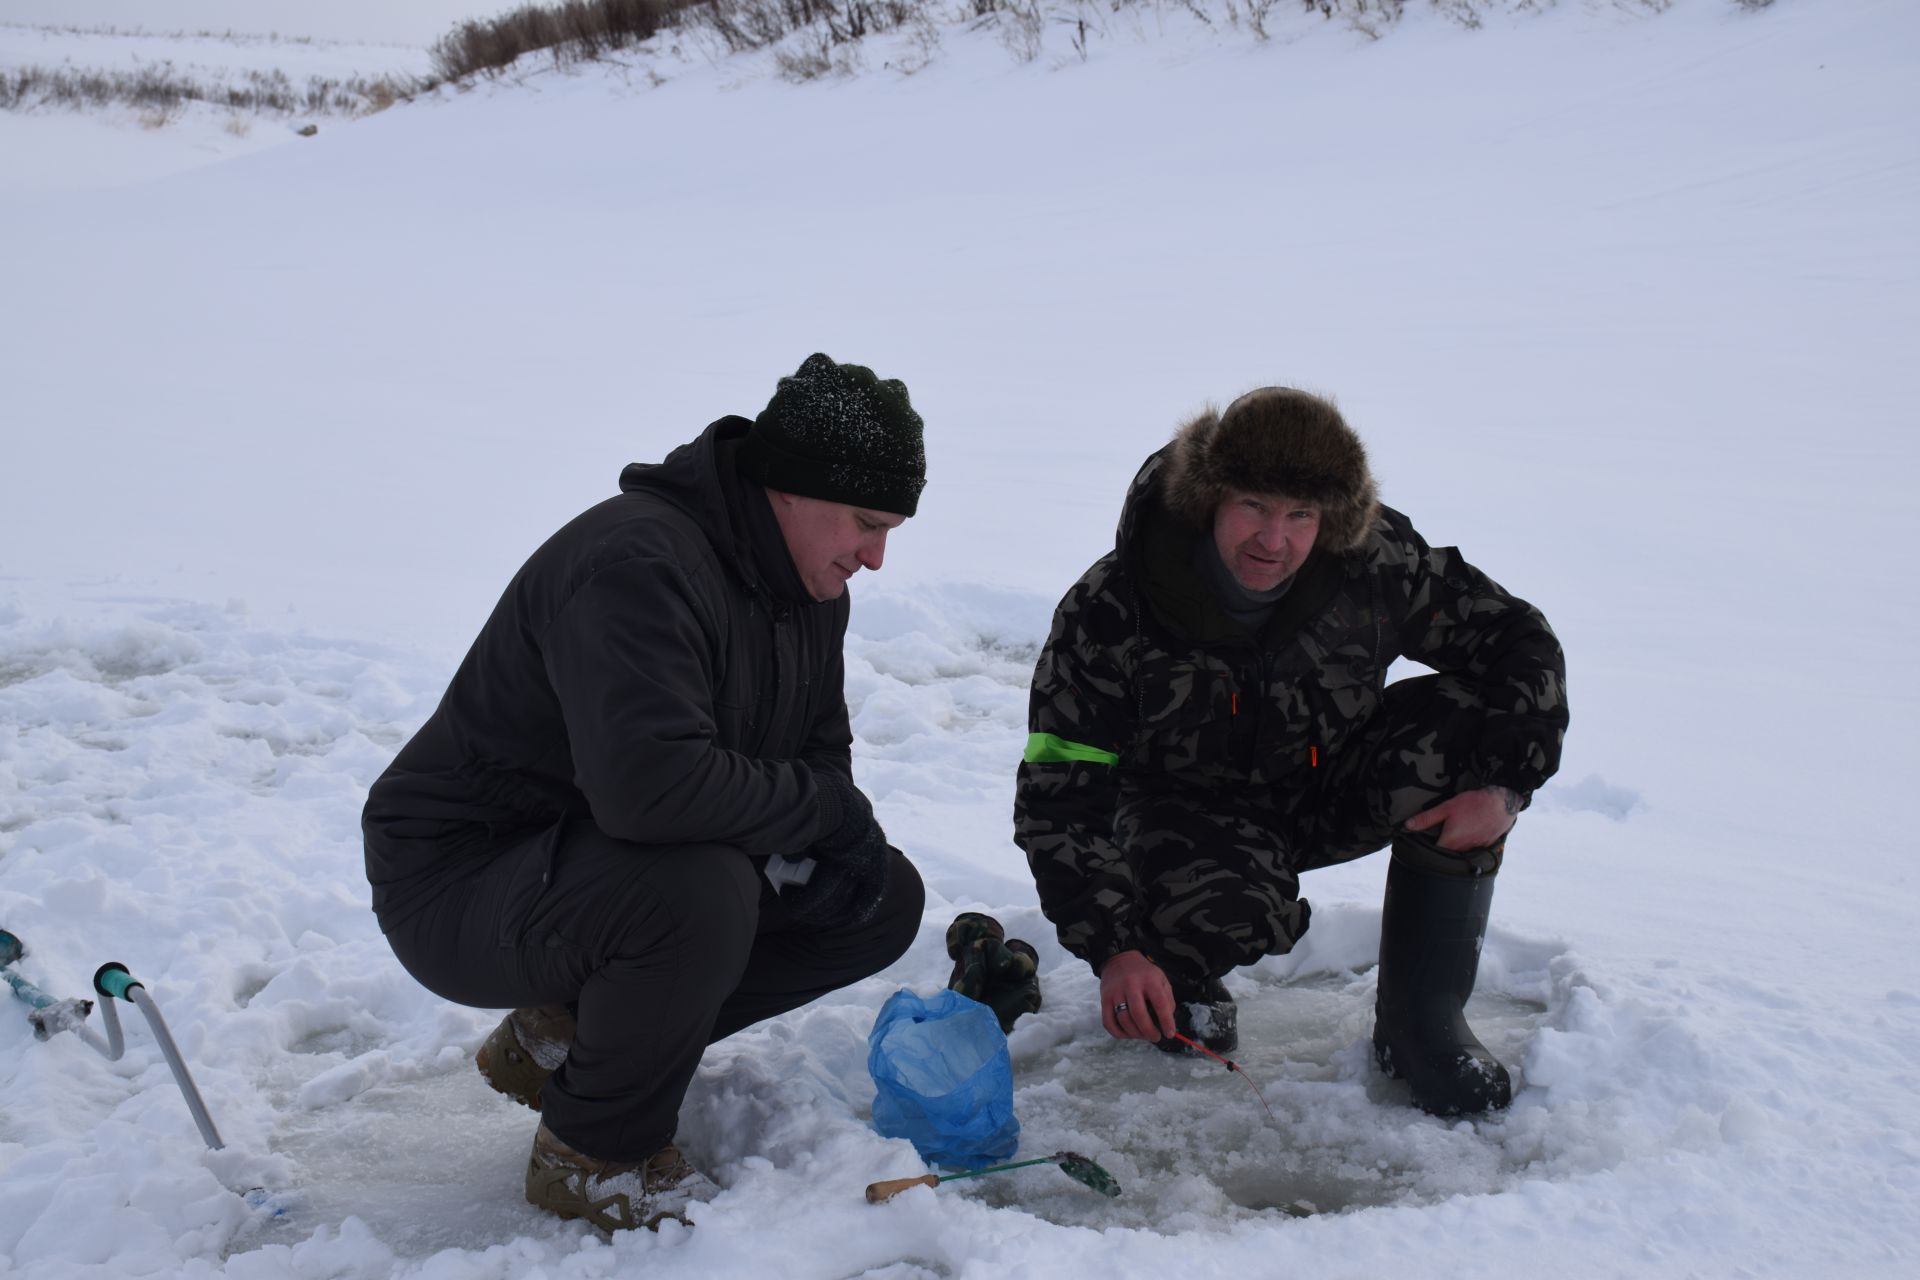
1113;1001;1130;1014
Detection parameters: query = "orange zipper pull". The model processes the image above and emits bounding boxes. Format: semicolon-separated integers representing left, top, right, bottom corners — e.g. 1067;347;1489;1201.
1310;745;1319;768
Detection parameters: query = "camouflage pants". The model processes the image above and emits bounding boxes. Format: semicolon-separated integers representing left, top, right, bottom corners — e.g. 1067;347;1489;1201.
1119;673;1487;982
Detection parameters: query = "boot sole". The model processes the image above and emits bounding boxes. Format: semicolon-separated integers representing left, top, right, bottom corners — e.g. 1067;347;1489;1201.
526;1161;690;1232
537;1205;687;1228
540;1202;685;1232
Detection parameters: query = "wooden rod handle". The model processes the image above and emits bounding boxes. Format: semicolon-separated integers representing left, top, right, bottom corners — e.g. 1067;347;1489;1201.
866;1173;940;1203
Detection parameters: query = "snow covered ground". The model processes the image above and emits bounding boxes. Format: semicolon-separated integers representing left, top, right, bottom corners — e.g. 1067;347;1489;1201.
3;0;1917;1275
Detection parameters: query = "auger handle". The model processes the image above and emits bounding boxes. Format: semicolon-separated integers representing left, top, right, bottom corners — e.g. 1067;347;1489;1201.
95;963;138;1000
865;1174;939;1203
93;962;223;1149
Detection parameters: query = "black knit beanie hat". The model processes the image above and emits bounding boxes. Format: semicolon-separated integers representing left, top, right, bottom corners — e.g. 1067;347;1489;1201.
740;354;927;517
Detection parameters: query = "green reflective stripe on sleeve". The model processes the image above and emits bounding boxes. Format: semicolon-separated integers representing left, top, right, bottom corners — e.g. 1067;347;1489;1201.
1024;733;1119;767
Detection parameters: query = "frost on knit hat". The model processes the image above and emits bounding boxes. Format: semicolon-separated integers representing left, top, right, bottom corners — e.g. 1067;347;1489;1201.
740;353;927;517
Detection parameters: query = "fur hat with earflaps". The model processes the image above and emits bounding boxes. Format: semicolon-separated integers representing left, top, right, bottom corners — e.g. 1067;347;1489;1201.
1162;387;1380;554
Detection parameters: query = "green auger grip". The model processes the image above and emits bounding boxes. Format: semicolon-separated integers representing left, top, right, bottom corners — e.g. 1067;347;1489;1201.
0;930;24;968
95;963;139;1000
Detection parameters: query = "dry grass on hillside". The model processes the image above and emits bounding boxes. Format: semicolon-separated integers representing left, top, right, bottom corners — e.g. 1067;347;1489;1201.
0;62;426;120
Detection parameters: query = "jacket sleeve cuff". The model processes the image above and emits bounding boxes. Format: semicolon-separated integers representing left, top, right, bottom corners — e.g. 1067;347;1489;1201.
804;763;842;845
1467;720;1555;801
1087;922;1141;976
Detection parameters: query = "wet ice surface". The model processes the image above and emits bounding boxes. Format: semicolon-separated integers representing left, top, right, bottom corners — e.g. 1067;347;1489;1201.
240;1062;566;1256
234;968;1551;1249
967;971;1549;1228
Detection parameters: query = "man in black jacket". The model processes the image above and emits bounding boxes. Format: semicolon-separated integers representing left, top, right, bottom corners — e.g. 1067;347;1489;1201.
363;354;928;1231
1016;388;1567;1117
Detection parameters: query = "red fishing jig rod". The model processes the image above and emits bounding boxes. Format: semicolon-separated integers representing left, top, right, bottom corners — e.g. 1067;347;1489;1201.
1169;1032;1278;1124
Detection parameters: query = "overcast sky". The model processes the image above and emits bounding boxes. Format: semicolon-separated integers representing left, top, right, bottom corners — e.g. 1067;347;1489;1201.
0;1;506;45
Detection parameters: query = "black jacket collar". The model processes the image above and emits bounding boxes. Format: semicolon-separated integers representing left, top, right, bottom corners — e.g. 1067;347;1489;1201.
618;416;817;610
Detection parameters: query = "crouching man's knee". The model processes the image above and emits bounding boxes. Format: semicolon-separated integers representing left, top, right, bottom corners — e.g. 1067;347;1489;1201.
781;846;924;977
870;847;926;964
1145;868;1310;979
604;846;764;991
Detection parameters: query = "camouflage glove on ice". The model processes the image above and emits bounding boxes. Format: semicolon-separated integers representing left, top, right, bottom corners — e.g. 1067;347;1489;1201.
946;911;1042;1033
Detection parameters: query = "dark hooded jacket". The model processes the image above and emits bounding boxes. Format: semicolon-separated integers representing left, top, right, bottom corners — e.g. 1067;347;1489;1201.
363;418;850;929
1014;447;1568;971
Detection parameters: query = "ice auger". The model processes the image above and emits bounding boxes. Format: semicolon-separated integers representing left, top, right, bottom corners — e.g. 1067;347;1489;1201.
0;927;225;1149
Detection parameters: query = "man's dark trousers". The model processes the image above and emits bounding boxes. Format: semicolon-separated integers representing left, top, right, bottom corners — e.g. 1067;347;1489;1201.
383;819;924;1162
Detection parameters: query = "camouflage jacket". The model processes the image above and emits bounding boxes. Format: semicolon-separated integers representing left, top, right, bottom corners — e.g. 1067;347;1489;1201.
1014;448;1568;972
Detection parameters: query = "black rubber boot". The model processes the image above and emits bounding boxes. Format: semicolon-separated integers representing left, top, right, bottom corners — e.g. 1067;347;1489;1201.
1371;829;1512;1116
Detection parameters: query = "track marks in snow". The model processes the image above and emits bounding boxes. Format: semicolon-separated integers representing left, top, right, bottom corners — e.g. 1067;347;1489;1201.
0;603;429;853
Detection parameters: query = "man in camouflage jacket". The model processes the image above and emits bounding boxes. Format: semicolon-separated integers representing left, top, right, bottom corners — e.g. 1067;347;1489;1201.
1014;388;1567;1115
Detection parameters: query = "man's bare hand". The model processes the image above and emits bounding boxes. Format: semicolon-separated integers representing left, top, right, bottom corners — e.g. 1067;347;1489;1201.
1404;786;1521;851
1098;950;1176;1042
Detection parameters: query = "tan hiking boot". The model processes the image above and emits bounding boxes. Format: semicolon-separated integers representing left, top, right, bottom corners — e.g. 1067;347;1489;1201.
475;1005;574;1110
524;1122;719;1231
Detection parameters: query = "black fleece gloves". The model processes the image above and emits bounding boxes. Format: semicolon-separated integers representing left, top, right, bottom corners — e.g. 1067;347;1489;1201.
783;766;892;928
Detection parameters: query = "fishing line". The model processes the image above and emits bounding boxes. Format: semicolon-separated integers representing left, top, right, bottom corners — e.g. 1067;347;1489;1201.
1168;1031;1278;1123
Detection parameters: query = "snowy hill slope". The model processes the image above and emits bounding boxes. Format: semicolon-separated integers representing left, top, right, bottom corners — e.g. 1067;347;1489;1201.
0;2;491;47
2;1;1917;1275
0;23;433;196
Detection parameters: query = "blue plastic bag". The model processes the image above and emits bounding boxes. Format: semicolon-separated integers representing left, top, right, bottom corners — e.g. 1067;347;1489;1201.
868;988;1019;1170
